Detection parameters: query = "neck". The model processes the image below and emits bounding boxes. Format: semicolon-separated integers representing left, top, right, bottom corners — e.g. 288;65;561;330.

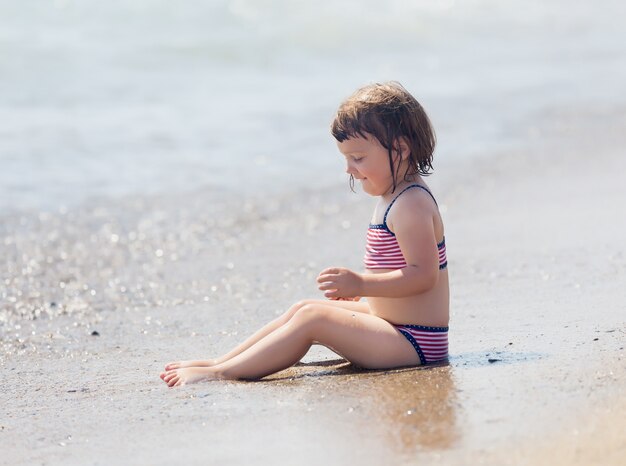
382;176;424;200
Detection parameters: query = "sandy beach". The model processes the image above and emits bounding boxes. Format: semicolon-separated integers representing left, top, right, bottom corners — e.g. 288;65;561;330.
1;95;625;465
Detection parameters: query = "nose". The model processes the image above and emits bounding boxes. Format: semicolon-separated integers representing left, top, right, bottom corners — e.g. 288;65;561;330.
345;161;357;175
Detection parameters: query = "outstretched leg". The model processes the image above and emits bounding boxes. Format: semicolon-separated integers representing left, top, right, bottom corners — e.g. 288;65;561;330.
160;302;419;387
163;299;370;371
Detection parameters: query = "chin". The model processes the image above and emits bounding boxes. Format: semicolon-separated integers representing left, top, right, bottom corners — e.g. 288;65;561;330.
361;185;379;196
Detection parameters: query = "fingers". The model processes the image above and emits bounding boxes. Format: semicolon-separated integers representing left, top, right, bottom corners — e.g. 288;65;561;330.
317;270;338;291
322;288;356;299
318;267;340;276
317;281;337;291
317;267;353;299
316;273;337;284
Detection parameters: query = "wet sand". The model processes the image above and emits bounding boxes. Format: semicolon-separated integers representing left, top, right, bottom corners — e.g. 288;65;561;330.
1;103;625;465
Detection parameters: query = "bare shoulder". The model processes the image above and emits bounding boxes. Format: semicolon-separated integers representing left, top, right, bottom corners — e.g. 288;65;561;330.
386;186;440;232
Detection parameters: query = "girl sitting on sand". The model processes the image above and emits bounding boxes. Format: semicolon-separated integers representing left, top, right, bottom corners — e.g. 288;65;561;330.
161;81;449;387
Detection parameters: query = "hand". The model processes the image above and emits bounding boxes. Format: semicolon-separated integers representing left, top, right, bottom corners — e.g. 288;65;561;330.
316;267;363;299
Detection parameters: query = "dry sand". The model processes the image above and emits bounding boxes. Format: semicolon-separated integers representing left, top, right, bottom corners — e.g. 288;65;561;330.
1;102;625;465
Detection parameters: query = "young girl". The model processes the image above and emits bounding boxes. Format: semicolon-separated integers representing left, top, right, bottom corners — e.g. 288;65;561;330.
160;81;449;387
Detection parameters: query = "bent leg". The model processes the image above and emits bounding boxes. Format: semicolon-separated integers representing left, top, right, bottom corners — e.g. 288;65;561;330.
164;298;371;371
161;303;419;386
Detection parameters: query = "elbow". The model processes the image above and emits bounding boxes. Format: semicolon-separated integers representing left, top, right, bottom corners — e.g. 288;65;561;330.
421;269;439;293
407;265;439;294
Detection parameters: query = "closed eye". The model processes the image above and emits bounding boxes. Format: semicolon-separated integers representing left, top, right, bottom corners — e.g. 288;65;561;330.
342;153;365;163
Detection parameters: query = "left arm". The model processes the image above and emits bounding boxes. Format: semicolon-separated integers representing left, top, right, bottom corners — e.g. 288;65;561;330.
317;199;440;299
317;265;436;299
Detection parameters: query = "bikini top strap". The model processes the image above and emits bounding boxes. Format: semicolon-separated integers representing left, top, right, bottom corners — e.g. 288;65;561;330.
382;184;439;226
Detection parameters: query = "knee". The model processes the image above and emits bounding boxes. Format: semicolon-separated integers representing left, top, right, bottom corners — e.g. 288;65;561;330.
290;304;331;330
282;299;316;321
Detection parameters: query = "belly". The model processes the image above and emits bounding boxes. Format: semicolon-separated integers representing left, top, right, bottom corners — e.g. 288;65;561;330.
365;270;449;327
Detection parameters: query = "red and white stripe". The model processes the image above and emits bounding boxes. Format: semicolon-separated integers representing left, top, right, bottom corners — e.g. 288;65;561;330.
364;228;407;269
398;326;449;363
438;240;447;268
365;228;448;270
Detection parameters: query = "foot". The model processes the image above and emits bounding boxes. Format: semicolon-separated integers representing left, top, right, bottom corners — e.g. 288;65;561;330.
160;367;219;387
163;359;216;371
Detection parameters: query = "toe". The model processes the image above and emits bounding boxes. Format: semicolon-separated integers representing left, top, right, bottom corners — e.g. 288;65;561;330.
164;362;180;371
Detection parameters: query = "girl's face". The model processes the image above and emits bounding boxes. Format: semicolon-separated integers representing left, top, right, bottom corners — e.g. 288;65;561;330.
337;134;400;197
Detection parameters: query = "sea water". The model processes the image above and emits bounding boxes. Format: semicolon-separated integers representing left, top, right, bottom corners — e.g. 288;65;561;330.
0;0;624;214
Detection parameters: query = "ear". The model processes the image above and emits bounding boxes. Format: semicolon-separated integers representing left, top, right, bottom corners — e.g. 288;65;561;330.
395;137;410;160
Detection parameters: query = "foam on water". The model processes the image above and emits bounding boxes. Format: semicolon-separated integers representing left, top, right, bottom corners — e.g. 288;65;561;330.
0;0;624;213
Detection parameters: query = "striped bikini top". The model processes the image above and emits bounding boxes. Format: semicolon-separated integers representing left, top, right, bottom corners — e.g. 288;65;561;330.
364;184;448;271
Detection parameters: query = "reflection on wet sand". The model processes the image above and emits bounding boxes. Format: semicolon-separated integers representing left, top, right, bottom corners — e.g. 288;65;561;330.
272;360;460;455
362;365;460;454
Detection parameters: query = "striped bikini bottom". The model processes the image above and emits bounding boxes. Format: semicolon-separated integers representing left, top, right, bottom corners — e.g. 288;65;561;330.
395;324;449;365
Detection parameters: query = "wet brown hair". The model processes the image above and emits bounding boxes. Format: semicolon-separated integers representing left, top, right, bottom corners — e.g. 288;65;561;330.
331;81;436;192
